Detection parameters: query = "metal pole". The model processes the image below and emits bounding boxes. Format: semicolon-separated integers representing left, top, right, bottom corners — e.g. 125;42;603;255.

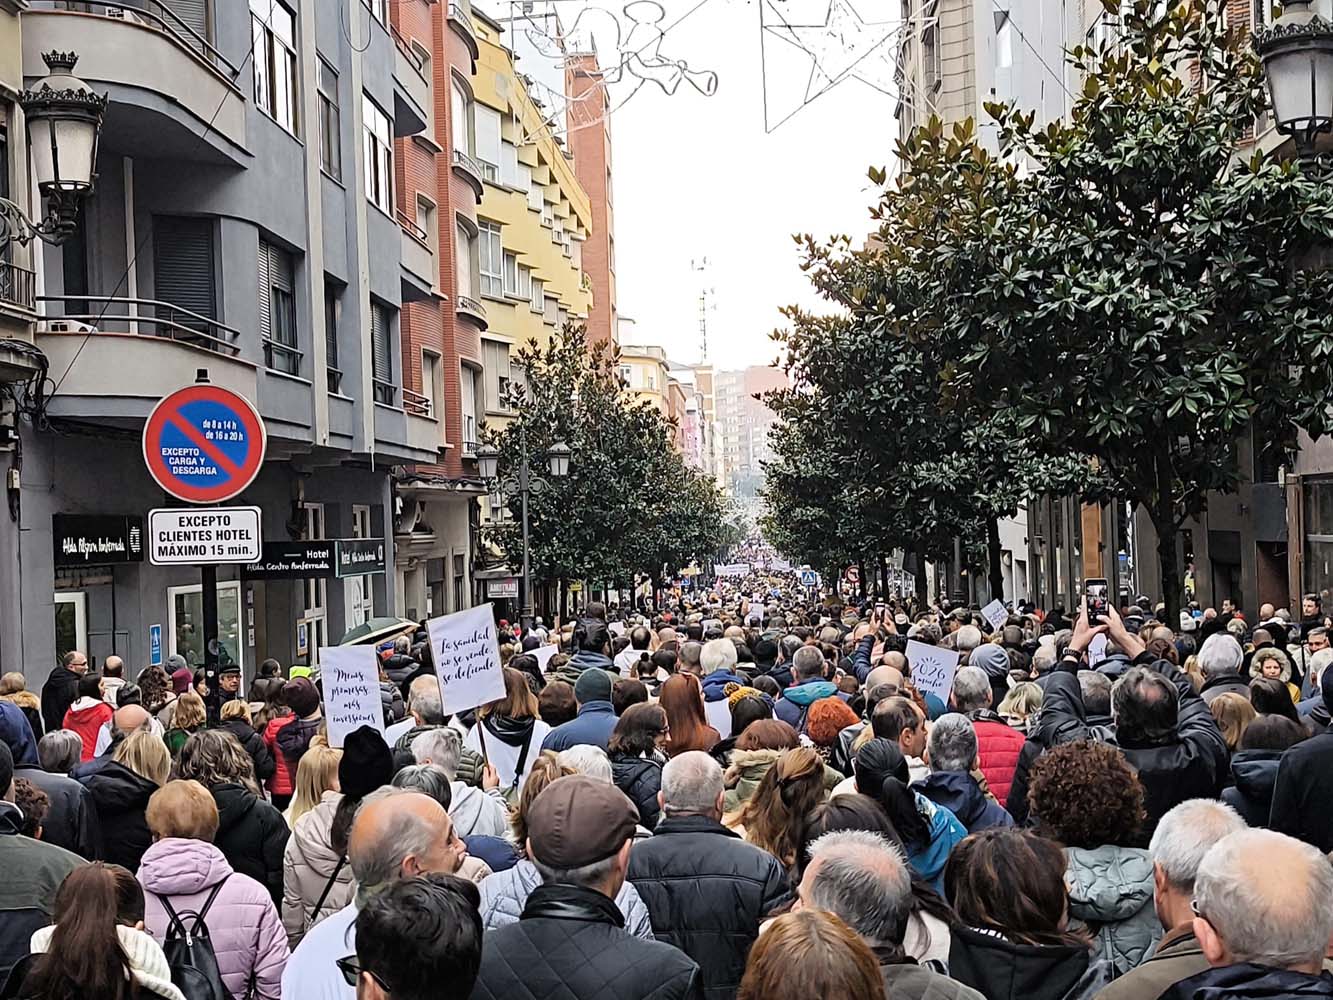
201;563;220;726
519;422;534;632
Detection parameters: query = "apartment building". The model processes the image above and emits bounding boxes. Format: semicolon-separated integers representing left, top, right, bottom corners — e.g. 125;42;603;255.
9;0;444;682
715;366;786;499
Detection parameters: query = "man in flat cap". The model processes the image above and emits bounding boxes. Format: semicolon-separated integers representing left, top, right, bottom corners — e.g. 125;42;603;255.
469;774;703;1000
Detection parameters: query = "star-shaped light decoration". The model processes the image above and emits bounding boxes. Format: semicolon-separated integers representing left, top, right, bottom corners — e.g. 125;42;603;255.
764;0;902;105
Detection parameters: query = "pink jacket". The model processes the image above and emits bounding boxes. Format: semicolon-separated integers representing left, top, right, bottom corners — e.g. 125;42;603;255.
138;837;289;1000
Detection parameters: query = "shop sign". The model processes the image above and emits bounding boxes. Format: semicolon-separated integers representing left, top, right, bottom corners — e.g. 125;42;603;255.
53;514;145;566
241;541;335;580
335;538;387;578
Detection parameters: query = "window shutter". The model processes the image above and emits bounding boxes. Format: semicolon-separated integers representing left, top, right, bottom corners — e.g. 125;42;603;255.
153;216;215;330
371;304;392;382
163;0;209;45
256;237;273;340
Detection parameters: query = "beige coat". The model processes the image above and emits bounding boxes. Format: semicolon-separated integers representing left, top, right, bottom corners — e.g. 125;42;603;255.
281;791;354;946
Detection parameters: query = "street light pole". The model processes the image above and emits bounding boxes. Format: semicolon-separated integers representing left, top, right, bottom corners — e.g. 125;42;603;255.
517;418;535;630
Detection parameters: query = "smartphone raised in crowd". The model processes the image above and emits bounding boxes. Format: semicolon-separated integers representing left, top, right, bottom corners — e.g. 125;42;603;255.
1085;578;1110;624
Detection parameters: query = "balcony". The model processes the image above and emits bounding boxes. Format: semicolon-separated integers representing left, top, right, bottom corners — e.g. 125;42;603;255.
455;295;488;330
398;210;436;303
0;262;36;315
39;296;241;355
391;25;430;138
451;149;485;201
403;387;432;418
24;4;247;164
448;1;480;61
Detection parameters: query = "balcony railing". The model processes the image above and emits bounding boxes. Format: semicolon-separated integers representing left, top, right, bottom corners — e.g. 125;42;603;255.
390;23;427;76
448;2;478;45
402;387;432;417
451;149;485;193
33;2;242;80
396;208;431;247
0;262;36;313
262;338;302;376
456;295;486;319
373;379;398;406
37;295;242;356
327;366;344;395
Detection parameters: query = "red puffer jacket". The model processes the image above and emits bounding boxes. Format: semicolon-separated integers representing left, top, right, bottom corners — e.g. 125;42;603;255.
263;714;296;798
969;711;1026;806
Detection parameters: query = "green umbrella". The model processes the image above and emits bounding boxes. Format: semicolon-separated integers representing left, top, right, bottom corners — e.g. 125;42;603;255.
337;616;418;646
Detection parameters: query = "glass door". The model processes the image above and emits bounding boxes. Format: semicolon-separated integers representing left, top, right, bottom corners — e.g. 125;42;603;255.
344;504;374;629
168;581;243;673
54;592;87;664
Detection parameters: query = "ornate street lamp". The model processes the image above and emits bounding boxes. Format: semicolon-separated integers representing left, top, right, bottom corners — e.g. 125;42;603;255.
0;51;107;250
1254;1;1333;156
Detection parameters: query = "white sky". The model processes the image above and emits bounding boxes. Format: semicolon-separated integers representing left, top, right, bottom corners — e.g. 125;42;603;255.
554;0;899;371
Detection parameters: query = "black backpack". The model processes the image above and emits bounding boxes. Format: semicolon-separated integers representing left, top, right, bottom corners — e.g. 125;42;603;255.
154;879;233;1000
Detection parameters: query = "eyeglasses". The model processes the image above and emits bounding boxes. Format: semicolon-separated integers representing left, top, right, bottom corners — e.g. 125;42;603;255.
336;956;392;992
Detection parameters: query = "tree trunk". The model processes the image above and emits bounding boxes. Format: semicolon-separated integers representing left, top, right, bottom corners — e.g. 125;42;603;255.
988;517;1005;604
559;580;568;622
1153;447;1183;623
857;559;867;603
913;543;928;605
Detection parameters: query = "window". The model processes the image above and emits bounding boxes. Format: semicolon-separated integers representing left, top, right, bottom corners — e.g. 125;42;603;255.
317;59;341;179
416;195;436;251
169;582;243;673
995;11;1013;70
530;276;544;313
527;176;544;213
451;78;472;155
482;339;511;411
501;142;522;188
517;264;532;302
301;503;327;664
325;282;342;393
475;105;501;180
252;0;298;134
478;221;502;298
503;251;519;296
456;222;475;300
422;350;441;417
620;364;632;386
153;216;215;328
543;294;558;325
259;236;299;375
371;300;395;403
460;365;478;450
364;0;388;26
363;95;393;213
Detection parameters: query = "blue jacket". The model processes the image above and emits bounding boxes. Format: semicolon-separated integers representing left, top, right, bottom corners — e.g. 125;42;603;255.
0;701;37;766
851;635;875;684
908;794;967;895
701;671;748;704
1162;963;1333;1000
541;701;618;752
914;770;1014;834
774;680;841;728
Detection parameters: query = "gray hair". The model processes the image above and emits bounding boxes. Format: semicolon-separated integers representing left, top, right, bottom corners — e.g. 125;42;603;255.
1031;644;1057;674
700;638;738;675
556;745;612;782
391;764;452;811
347;787;443;887
1197;633;1244;679
1149;799;1247;891
955;625;982;655
1194;829;1333;968
951;667;991;713
531;851;622;889
1078;670;1112;717
408;676;445;725
792;645;825;681
804;829;912;947
1309;647;1333;685
926;714;977;774
661;751;723;816
38;730;83;774
394;635;411;654
412;727;461;779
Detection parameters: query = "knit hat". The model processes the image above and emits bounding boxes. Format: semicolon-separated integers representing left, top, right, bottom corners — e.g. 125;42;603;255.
288;665;314;680
170;667;193;695
527;774;638;868
727;685;763;709
338;725;394;800
573;668;613;704
282;677;320;717
969;643;1010;679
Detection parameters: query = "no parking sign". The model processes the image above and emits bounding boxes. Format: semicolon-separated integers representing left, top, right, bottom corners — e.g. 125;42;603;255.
142;384;266;503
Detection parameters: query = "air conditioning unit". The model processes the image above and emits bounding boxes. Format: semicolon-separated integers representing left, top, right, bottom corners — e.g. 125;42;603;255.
105;7;151;26
42;320;99;334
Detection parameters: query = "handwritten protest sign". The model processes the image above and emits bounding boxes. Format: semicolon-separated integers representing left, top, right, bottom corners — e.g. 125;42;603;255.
531;643;559;672
320;645;386;748
1088;633;1108;667
981;600;1008;633
428;603;506;714
906;639;960;707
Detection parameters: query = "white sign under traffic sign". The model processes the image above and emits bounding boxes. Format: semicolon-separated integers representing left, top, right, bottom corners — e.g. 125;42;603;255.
148;506;263;565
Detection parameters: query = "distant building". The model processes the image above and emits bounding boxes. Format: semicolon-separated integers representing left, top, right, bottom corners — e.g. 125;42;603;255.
715;367;787;498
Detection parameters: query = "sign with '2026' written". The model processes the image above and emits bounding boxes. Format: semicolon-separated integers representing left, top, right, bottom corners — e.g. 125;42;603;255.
148;507;262;565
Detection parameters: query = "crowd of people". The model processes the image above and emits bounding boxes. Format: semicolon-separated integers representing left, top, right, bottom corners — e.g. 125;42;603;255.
1;581;1332;1000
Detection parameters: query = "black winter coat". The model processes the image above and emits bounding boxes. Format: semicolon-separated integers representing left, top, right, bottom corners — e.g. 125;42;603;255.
1161;963;1333;999
70;756;157;870
275;715;321;766
948;925;1109;1000
383;652;419;687
219;718;276;782
627;816;791;1000
210;782;289;905
39;666;80;736
470;883;703;1000
13;763;100;859
611;754;664;830
1221;749;1283;828
1270;728;1333;852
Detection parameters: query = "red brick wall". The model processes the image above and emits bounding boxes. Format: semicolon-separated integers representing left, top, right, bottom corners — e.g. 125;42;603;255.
567;55;615;345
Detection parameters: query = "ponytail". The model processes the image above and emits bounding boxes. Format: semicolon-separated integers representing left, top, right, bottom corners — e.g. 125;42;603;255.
25;863;138;1000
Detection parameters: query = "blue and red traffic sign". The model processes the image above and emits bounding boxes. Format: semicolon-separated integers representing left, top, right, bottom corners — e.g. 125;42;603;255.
142;384;267;503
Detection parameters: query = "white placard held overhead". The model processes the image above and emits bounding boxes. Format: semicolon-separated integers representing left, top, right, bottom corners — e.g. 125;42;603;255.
1088;633;1109;667
428;603;507;714
320;645;386;749
981;600;1008;633
906;639;960;707
608;621;626;637
531;644;559;672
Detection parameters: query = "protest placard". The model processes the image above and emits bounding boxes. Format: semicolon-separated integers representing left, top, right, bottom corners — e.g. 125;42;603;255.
981;599;1008;633
428;603;506;714
320;645;386;748
906;639;960;707
1089;633;1108;667
531;643;559;672
608;621;626;637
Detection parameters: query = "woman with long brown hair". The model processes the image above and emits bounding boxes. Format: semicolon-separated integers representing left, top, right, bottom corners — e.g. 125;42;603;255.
464;667;551;796
727;746;826;867
738;909;882;1000
659;673;719;757
945;828;1112;1000
20;862;185;1000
